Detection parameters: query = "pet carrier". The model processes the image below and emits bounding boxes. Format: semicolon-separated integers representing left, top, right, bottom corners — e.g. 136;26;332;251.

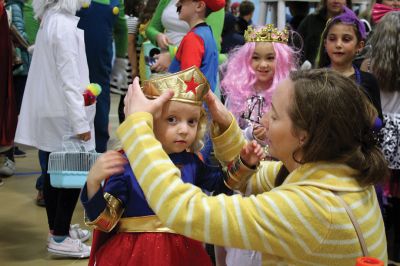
48;136;101;188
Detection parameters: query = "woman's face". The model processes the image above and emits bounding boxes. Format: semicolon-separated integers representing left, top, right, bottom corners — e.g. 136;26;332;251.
381;0;400;8
261;78;307;168
326;0;347;17
250;42;276;89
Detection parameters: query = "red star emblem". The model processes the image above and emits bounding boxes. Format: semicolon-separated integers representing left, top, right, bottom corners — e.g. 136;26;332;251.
184;76;199;95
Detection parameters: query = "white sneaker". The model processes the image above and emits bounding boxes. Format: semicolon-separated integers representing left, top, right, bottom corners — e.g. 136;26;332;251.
0;157;15;177
47;224;91;244
47;237;90;258
69;224;90;242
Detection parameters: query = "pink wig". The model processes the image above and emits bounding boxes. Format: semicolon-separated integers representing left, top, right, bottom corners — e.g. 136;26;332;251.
221;41;298;118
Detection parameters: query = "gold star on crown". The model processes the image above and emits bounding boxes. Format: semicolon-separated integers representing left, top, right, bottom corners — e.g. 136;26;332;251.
142;66;210;106
244;24;289;44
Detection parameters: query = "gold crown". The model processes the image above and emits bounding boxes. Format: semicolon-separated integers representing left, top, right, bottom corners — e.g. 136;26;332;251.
244;24;289;44
142;66;210;106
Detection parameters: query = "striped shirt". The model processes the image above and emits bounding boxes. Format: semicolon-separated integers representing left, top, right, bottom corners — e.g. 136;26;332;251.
127;15;138;35
116;112;387;266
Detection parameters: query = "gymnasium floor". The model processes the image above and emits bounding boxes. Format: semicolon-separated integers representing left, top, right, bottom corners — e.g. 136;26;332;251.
0;94;121;266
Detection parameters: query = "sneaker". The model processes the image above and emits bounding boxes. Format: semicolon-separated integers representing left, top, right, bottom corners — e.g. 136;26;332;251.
47;237;90;258
13;146;26;158
69;224;90;242
0;157;15;177
47;224;90;243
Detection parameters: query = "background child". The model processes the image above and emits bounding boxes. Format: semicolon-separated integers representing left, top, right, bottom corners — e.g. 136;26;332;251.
14;0;94;258
218;24;297;266
315;6;383;123
145;0;224;74
362;11;400;263
221;24;297;146
168;0;225;93
81;67;231;266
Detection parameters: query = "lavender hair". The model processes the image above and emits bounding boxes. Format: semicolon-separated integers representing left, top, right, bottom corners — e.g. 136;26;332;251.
221;41;297;118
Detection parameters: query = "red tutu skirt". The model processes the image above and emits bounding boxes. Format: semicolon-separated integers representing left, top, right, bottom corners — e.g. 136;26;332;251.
93;232;213;266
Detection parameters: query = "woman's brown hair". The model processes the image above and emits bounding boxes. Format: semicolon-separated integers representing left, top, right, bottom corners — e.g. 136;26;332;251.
288;69;388;186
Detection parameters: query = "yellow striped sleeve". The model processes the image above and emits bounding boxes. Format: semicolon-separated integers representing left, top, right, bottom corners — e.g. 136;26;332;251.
241;161;282;195
211;113;246;163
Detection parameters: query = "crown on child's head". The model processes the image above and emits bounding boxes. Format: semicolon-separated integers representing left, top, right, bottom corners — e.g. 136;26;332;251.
142;66;210;106
244;24;289;44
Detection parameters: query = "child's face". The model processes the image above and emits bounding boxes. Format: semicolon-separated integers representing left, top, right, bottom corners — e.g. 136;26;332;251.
176;0;200;23
324;23;364;68
251;42;276;88
154;101;201;154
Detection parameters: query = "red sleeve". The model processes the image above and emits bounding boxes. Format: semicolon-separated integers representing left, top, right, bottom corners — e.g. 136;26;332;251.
176;31;204;70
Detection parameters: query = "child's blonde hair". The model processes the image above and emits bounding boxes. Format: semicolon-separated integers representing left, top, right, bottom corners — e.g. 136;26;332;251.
189;108;208;153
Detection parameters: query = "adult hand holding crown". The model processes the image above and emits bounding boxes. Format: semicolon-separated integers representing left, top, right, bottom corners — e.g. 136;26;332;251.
124;77;173;118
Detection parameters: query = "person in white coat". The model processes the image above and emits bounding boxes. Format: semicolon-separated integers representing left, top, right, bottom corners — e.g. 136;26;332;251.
14;0;94;258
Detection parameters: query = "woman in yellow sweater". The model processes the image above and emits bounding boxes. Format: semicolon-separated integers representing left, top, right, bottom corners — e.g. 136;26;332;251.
116;69;388;265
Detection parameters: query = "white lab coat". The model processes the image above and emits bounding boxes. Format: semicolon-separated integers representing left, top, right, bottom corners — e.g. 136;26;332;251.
15;10;95;152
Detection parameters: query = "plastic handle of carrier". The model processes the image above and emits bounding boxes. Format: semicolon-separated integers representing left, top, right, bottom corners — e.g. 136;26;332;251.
355;257;384;266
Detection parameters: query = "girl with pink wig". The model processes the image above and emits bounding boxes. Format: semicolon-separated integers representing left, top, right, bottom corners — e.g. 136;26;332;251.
217;24;298;266
221;24;298;146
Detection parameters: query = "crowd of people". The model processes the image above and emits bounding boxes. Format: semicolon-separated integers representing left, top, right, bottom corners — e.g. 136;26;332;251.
1;0;400;265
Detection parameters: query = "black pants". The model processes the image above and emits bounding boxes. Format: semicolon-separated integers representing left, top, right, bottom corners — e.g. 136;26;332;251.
0;147;14;162
13;75;27;115
118;95;125;124
41;151;80;236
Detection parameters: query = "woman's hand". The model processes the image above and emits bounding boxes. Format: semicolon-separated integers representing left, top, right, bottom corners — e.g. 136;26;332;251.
86;151;128;199
240;140;265;168
204;91;232;132
156;33;171;49
124;77;174;117
150;52;171;73
77;131;91;142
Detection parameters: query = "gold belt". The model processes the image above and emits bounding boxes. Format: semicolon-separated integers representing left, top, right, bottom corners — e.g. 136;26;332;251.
118;215;176;234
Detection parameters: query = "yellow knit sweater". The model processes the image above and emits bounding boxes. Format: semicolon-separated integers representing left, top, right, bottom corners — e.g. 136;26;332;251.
116;112;387;266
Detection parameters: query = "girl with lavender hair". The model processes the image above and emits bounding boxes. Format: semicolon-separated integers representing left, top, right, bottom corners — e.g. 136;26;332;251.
221;25;298;146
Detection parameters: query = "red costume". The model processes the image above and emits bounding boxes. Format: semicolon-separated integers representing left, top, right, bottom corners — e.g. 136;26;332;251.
0;4;17;147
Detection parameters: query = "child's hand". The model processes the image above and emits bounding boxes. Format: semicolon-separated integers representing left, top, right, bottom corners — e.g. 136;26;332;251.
86;151;128;199
87;151;127;184
240;140;265;168
253;125;267;141
156;33;171;49
150;52;171;72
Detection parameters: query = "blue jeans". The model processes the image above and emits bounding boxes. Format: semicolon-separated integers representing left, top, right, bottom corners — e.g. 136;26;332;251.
35;150;47;190
94;81;110;153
